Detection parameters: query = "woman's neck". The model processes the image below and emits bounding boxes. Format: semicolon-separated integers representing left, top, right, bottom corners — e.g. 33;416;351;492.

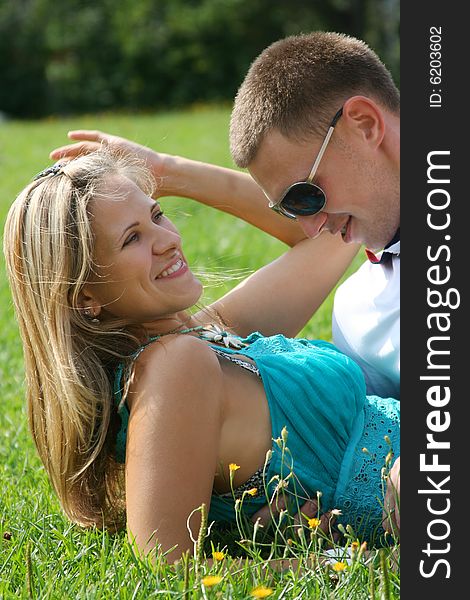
142;311;199;338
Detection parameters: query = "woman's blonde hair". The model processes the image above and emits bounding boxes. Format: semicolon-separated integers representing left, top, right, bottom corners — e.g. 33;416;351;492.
3;150;154;530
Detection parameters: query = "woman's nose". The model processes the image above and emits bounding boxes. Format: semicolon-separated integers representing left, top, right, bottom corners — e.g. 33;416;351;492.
297;212;328;239
151;225;181;255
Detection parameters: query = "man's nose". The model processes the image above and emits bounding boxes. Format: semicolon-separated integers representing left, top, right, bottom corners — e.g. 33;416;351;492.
297;212;328;239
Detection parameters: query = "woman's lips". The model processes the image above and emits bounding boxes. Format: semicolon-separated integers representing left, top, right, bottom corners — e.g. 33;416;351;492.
156;258;188;279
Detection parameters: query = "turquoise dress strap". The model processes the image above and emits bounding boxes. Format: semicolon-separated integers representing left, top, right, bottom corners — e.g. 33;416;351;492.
113;334;162;463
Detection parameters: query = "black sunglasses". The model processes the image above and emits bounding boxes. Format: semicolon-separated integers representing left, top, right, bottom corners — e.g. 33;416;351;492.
268;107;343;219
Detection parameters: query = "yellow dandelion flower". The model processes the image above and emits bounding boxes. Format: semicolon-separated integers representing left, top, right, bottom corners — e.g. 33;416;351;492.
307;517;321;529
229;463;240;472
332;562;347;572
212;551;225;561
351;541;359;551
250;585;274;598
246;488;258;496
201;575;223;587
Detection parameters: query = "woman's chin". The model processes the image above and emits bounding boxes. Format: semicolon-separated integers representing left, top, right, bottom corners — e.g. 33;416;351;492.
188;277;204;303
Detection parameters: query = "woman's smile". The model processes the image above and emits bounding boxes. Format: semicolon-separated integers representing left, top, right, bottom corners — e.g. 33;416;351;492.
155;256;189;280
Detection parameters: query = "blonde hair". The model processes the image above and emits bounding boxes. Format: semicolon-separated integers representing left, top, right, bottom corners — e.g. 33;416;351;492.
230;31;400;167
3;150;154;530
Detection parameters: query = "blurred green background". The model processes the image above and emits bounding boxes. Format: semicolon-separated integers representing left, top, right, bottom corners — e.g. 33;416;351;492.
0;6;396;593
0;0;399;119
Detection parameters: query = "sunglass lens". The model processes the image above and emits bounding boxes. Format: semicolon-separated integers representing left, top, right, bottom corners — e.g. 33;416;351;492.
281;182;326;217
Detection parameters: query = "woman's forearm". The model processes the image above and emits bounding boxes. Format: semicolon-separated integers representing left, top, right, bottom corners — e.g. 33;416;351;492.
161;155;306;247
51;129;305;246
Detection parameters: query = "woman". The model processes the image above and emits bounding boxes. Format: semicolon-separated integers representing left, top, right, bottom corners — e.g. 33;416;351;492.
4;151;399;562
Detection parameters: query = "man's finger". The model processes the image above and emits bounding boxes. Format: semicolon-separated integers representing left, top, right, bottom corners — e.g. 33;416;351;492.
293;499;318;529
251;496;287;525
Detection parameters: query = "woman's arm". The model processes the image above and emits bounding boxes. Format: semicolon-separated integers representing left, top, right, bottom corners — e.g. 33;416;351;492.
202;232;360;339
124;335;224;562
52;131;360;337
50;131;305;247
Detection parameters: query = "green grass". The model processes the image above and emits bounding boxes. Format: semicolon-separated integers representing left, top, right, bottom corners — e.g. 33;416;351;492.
0;106;398;598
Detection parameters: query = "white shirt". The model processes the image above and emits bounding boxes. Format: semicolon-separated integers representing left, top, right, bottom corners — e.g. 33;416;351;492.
332;241;400;399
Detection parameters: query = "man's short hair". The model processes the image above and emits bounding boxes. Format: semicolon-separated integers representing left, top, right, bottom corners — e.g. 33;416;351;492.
230;31;400;168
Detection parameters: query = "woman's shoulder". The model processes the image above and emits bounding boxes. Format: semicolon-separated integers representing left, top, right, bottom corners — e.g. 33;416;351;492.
129;333;224;404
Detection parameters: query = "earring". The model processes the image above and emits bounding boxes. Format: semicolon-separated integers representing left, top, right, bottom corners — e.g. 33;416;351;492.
84;309;100;324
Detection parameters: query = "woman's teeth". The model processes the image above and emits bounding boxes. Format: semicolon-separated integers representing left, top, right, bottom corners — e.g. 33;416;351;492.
157;259;184;279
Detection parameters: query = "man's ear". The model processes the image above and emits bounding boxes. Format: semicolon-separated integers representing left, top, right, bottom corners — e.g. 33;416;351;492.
76;286;102;319
341;96;386;150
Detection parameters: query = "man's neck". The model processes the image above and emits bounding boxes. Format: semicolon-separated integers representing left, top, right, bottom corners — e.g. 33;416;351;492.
385;227;400;250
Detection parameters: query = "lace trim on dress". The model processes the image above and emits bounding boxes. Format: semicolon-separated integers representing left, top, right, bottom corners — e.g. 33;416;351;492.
334;396;400;537
216;466;268;499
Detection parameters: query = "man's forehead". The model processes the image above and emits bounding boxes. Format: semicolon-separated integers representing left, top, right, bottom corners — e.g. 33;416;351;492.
248;130;317;200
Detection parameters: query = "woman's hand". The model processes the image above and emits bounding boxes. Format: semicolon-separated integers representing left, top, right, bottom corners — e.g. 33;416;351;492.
50;130;177;197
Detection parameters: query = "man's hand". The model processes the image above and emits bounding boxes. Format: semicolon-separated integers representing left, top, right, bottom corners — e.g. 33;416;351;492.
251;497;338;541
383;456;400;535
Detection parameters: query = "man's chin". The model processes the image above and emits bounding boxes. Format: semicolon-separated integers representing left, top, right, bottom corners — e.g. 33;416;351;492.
360;231;394;252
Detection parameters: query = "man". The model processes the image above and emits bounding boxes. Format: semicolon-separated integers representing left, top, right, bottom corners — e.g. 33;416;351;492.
228;31;400;526
229;31;400;399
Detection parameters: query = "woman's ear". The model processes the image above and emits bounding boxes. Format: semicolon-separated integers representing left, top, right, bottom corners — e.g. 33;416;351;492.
341;96;386;150
77;286;102;319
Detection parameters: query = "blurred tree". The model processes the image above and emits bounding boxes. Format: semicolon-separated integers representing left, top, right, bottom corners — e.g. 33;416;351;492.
364;0;400;86
0;0;399;118
43;0;122;113
0;0;48;117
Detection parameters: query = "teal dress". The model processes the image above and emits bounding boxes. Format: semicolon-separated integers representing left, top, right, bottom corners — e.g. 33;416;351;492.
113;331;400;540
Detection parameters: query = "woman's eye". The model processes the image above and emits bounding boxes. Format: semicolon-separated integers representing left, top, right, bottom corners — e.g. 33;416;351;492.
123;232;138;247
152;209;164;222
122;209;163;248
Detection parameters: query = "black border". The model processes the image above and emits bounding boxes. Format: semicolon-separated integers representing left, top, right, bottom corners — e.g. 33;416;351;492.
401;4;466;596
